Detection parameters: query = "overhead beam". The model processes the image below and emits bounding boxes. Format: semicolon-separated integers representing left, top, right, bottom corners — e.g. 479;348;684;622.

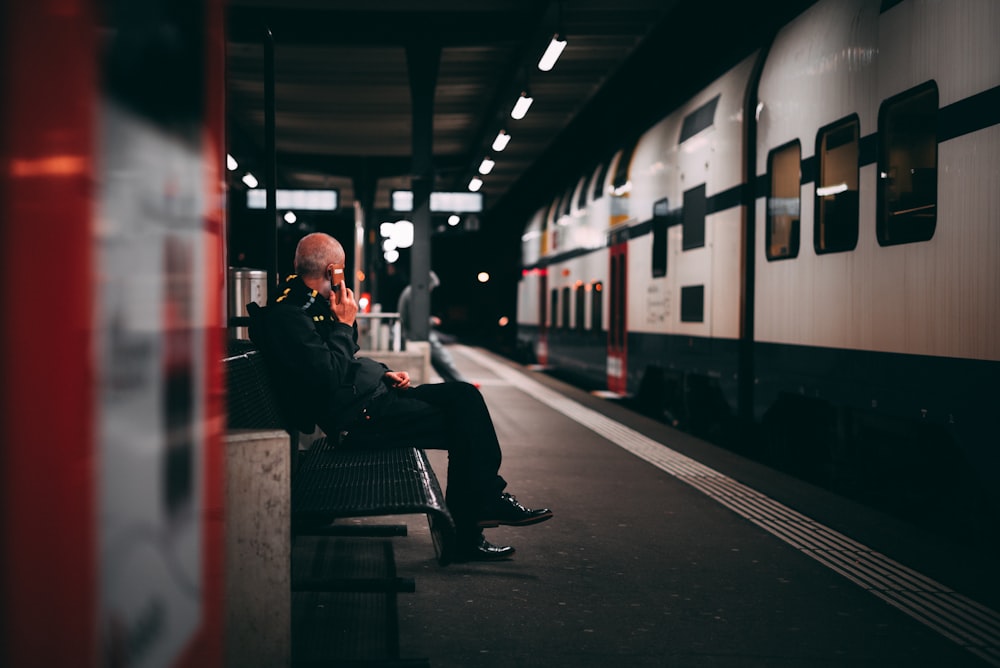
228;9;539;46
273;153;468;181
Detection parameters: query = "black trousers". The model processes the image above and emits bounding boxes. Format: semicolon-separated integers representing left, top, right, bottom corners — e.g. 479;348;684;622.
344;381;508;535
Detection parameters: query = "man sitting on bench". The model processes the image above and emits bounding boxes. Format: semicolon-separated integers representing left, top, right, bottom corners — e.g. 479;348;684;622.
249;232;552;562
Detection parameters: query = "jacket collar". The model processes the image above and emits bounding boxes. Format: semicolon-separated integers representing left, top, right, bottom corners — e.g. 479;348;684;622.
274;274;330;317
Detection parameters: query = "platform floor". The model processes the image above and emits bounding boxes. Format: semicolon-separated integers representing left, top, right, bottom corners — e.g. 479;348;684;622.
304;344;1000;668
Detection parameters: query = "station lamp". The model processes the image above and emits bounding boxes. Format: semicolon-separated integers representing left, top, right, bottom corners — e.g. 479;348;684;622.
538;35;567;72
393;220;414;248
492;130;511;152
379;220;414;249
510;92;533;120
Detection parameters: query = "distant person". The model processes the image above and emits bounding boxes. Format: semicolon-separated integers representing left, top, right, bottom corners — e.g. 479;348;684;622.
397;270;468;383
249;233;552;561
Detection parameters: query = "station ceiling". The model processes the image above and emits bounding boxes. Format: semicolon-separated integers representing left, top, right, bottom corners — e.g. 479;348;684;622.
226;0;816;234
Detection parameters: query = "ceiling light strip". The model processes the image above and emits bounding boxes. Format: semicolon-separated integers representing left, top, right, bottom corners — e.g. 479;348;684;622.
538;34;567;72
510;92;533;120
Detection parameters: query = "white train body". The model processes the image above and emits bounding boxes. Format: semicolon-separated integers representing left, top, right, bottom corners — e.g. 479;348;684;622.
627;55;754;342
754;0;1000;361
516;0;1000;516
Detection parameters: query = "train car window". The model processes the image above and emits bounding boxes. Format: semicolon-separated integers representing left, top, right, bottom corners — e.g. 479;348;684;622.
551;188;572;249
652;198;670;277
612;140;638;191
590;281;604;332
546;198;560;226
538;272;548;330
877;82;938;246
766;141;801;260
561;183;574;218
682;185;706;250
550;288;559;328
593;159;611;200
561;286;571;330
680;285;705;322
614;255;626;345
609;256;620;346
680;94;720;144
541;199;559;255
578;168;595;209
550;193;563;224
574;284;586;330
815;116;860;253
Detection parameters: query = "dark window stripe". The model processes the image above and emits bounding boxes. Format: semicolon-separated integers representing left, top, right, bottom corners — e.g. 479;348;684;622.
939;84;1000;142
800;155;817;185
706;184;747;215
630;218;654;237
859;133;878;167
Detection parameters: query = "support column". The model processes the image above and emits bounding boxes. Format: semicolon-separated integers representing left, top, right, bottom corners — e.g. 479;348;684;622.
264;27;278;290
405;43;440;342
352;168;377;299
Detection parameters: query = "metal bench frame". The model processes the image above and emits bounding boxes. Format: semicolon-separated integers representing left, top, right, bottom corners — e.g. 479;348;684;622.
224;348;456;566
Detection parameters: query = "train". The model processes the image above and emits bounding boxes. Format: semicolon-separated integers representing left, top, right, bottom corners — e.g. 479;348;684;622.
515;0;1000;534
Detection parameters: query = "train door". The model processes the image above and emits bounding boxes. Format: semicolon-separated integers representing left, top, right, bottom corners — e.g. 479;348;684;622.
607;236;628;393
536;270;549;364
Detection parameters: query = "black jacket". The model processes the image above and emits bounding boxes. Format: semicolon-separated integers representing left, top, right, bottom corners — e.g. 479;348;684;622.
247;275;389;434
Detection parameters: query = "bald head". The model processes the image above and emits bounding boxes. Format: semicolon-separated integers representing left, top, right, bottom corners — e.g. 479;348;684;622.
294;232;344;279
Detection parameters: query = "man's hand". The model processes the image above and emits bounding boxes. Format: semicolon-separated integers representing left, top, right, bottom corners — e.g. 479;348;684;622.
330;283;358;326
384;370;411;389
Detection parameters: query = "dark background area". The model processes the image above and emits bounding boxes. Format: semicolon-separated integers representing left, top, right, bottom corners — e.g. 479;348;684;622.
226;0;819;350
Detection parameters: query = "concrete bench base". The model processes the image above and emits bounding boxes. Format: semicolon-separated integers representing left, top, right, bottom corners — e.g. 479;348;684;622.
225;429;291;668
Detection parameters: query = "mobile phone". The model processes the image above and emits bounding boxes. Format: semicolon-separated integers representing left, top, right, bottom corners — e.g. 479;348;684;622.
328;266;344;292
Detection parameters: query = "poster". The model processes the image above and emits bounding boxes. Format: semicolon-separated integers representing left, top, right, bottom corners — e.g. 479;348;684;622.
96;3;208;664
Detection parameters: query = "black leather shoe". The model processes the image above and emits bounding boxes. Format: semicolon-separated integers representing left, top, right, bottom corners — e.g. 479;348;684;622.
477;493;553;528
453;535;516;562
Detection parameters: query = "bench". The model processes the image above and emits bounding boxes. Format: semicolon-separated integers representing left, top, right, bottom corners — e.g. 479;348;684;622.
225;344;457;667
224;346;456;565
